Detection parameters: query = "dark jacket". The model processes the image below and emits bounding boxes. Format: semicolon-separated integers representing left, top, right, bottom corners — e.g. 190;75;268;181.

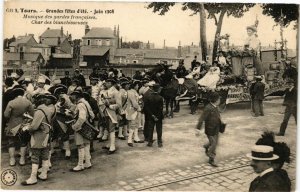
73;75;86;87
196;103;221;136
253;81;265;100
249;170;291;192
176;65;187;78
60;77;72;87
144;92;164;120
283;86;297;107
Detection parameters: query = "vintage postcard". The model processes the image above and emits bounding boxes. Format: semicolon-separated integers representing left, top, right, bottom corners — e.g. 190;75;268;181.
1;1;298;191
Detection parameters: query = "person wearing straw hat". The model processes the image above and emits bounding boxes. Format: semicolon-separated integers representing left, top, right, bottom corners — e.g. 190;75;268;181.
247;145;290;192
251;75;265;117
69;90;95;172
4;87;34;166
21;93;56;185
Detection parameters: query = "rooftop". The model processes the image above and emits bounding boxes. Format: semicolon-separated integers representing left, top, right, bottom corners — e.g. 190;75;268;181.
4;52;43;61
83;28;116;39
81;46;110;56
9;35;36;47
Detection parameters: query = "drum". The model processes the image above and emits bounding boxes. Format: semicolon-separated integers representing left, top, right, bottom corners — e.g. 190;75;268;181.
78;121;98;141
17;123;31;143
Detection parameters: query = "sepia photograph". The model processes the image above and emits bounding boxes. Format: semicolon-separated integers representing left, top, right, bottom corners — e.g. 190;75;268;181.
1;1;299;191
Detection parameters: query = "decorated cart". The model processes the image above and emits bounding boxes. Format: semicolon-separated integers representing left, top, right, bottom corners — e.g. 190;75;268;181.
196;48;289;112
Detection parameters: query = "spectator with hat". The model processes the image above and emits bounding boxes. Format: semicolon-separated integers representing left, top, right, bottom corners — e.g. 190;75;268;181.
175;59;188;78
4;87;34;166
21;93;56;185
73;69;86;87
196;92;224;167
67;79;83;95
142;80;155;142
276;79;297;136
32;76;48;96
60;71;72;87
250;75;265;117
247;145;290;192
144;84;164;147
69;90;95;172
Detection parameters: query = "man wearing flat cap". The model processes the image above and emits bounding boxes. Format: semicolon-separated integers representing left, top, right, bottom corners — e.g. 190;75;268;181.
196;92;224;167
247;145;290;192
144;84;164;147
250;75;265;117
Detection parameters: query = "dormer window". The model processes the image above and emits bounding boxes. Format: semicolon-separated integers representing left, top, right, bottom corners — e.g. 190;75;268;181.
106;39;110;46
97;40;102;46
87;39;91;46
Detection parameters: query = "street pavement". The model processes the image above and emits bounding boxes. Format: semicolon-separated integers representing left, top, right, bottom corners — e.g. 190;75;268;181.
1;98;297;190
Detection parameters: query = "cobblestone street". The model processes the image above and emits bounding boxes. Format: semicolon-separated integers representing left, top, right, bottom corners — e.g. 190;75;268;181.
1;100;297;190
105;153;296;191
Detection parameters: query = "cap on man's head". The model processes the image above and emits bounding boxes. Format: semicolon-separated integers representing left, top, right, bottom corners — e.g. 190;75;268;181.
208;92;220;103
247;145;279;161
106;78;116;84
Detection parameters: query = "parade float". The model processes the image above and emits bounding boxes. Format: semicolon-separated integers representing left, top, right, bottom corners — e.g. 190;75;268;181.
196;19;291;112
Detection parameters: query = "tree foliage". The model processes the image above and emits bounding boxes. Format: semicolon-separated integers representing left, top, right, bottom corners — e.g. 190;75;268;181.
147;3;255;61
261;4;298;27
122;41;143;49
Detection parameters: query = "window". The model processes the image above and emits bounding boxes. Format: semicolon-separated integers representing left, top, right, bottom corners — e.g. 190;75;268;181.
106;39;110;46
133;60;138;64
87;39;91;46
97;40;102;46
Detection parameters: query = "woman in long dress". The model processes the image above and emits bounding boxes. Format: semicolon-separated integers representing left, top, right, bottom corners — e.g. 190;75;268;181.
197;61;220;89
244;25;263;75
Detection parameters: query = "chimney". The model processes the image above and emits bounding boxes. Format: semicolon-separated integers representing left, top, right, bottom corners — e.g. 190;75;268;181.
61;26;63;37
20;52;24;61
68;34;72;41
146;41;150;49
58;37;61;45
178;41;182;58
163;39;166;49
85;25;90;35
114;25;116;36
117;25;120;37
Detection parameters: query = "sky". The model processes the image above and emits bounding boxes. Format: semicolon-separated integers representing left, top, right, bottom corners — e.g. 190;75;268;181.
3;2;298;49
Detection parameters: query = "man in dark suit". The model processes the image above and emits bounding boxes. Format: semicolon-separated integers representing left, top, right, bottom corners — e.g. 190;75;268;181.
144;84;164;147
142;81;155;142
61;71;72;87
247;145;291;192
196;92;222;167
251;76;265;117
277;80;297;136
73;69;86;87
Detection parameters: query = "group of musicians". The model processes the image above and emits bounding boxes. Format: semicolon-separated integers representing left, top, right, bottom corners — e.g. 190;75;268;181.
2;69;163;186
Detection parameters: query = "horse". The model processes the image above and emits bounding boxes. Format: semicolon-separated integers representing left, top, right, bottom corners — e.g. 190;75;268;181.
149;64;199;117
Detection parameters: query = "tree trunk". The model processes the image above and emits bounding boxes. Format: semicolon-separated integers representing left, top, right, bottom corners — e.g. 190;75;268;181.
199;3;208;61
212;10;226;61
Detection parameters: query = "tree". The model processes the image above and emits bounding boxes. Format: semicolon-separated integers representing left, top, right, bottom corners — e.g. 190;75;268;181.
204;3;255;61
3;35;16;50
147;3;255;62
72;39;81;68
147;2;208;61
261;4;298;27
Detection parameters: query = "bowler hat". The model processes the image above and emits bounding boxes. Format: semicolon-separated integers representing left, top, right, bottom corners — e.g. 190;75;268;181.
246;145;279;160
44;92;57;101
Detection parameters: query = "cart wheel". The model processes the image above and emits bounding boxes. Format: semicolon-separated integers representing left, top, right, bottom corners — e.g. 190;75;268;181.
218;102;227;113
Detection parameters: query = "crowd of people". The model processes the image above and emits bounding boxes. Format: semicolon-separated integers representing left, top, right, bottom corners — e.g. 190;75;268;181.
2;68;164;185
